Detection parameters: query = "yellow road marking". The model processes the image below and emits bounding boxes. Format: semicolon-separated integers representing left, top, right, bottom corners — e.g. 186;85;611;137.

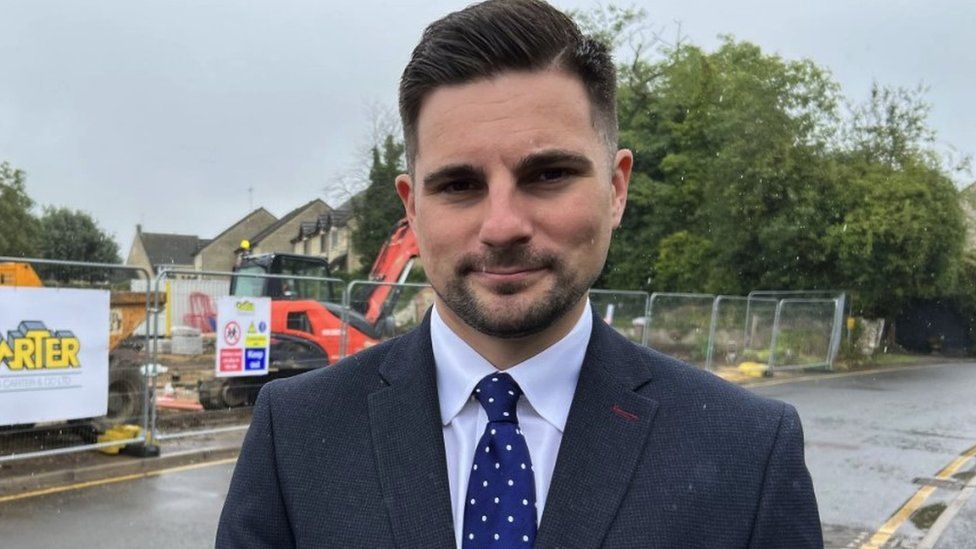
746;361;959;389
0;457;238;504
861;444;976;548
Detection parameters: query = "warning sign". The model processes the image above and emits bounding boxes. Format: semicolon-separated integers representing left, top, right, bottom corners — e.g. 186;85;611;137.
215;297;270;378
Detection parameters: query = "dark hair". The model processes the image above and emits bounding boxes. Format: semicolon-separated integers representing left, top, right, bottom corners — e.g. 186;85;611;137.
398;0;618;171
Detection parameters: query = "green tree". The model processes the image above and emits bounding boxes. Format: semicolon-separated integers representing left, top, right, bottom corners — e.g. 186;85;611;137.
843;83;937;171
350;134;406;275
38;207;122;283
604;37;842;294
39;207;121;264
825;163;964;318
585;8;965;320
652;231;713;292
0;162;40;257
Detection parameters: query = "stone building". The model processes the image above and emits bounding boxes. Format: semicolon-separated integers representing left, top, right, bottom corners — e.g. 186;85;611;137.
193;208;277;273
126;225;206;278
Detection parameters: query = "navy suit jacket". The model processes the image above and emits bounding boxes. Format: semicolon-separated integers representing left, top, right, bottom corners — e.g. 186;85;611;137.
217;308;823;548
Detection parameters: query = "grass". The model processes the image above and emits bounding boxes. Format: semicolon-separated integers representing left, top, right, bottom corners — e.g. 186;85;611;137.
868;352;932;366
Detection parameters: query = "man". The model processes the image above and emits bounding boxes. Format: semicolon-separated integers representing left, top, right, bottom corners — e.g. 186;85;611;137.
217;1;823;547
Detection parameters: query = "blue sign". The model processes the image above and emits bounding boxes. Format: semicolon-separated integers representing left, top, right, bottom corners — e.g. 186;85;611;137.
244;348;267;371
258;321;267;333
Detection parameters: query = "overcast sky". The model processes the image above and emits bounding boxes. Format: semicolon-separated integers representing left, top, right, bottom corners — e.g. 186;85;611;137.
2;0;973;256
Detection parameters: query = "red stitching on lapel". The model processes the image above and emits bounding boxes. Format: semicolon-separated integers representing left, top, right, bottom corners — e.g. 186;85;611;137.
611;404;639;422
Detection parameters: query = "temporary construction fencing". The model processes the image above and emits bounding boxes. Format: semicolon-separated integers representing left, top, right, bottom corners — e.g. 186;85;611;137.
339;280;434;360
0;257;848;464
588;289;651;345
130;278;229;337
0;256;156;463
751;290;847;370
648;290;847;373
768;298;843;370
647;293;716;367
704;295;778;371
148;267;344;443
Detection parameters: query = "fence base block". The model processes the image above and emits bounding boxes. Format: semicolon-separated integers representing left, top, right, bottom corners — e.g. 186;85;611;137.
122;442;161;458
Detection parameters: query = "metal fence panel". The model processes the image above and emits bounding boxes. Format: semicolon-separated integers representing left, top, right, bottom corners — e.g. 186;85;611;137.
131;278;229;337
769;298;841;371
704;296;778;371
150;268;344;442
0;257;154;463
646;293;715;367
166;278;229;336
588;289;650;345
340;281;434;359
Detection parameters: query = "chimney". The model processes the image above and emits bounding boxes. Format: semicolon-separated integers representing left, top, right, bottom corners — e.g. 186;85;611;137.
136;224;142;235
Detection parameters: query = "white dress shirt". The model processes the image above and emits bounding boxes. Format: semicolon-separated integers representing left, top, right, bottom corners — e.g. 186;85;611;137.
431;302;592;549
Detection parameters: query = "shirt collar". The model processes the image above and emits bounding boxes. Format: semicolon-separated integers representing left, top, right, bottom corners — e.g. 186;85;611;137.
432;301;592;433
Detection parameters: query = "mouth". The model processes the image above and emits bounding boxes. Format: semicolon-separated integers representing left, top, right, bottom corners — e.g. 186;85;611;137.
456;248;558;287
473;267;547;282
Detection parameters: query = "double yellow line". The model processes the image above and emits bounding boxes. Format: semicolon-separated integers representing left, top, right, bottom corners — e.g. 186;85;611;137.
0;457;238;504
861;444;976;548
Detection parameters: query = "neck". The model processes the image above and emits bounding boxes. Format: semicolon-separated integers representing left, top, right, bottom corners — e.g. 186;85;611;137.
435;297;588;369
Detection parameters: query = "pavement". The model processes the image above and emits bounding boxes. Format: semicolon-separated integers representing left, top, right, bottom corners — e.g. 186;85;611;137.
0;429;245;500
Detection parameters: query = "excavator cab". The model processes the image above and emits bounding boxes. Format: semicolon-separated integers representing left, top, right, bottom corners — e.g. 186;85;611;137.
230;253;339;302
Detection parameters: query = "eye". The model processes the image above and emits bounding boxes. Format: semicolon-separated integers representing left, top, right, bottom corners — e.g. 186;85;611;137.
531;167;574;184
440;179;481;194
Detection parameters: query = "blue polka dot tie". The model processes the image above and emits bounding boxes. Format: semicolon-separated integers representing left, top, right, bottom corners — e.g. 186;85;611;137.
462;373;537;547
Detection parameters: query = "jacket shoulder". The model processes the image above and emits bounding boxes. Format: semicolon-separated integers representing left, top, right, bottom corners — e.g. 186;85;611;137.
647;344;785;414
268;336;405;396
260;332;405;412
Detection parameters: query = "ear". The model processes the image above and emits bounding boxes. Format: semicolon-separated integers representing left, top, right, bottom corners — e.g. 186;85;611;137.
610;149;633;229
395;173;416;225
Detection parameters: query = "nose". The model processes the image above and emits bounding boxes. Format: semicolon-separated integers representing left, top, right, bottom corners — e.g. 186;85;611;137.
477;177;532;248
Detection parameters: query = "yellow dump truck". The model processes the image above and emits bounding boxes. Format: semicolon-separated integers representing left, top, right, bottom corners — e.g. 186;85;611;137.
0;262;43;286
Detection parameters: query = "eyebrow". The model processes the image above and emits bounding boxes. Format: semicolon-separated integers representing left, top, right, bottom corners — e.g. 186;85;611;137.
514;149;594;176
422;164;486;190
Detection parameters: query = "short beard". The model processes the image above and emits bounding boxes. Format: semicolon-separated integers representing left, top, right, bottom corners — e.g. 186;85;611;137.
434;246;598;339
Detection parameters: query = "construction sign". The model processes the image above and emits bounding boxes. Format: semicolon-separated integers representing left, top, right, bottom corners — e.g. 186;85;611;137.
0;286;110;426
215;296;270;378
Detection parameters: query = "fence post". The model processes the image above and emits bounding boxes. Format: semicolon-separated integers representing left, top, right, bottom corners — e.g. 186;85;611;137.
341;281;354;361
768;299;786;370
826;294;846;370
146;269;167;457
647;293;659;344
641;292;651;347
704;296;722;370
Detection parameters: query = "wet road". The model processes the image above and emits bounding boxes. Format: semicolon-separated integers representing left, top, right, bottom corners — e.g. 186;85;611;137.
755;361;976;547
0;461;235;549
1;361;974;548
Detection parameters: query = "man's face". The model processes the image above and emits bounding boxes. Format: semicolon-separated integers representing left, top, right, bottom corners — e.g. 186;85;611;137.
396;69;632;339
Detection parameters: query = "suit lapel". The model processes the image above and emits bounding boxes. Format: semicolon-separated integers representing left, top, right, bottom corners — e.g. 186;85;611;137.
535;313;659;549
368;317;456;549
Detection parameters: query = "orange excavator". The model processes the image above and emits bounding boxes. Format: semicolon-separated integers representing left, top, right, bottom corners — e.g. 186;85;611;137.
198;219;420;408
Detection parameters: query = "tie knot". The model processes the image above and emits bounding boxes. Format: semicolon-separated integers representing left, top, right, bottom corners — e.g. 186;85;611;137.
473;373;522;423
